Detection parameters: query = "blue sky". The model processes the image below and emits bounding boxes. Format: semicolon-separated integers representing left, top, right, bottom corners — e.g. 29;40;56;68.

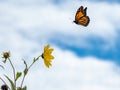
90;0;120;3
0;0;120;90
50;32;120;65
48;0;120;64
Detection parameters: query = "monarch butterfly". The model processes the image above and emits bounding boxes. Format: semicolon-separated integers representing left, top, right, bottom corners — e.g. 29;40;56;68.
73;6;90;26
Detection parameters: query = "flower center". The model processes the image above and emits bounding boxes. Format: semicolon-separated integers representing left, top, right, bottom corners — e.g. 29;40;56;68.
41;54;44;59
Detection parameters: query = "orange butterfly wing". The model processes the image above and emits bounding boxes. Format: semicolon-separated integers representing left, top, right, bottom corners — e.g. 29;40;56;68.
74;6;90;26
78;16;90;26
75;6;85;21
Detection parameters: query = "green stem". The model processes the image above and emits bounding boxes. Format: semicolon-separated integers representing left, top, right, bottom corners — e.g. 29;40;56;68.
0;77;11;90
0;65;4;69
28;55;41;70
20;75;25;88
20;55;41;88
8;58;16;90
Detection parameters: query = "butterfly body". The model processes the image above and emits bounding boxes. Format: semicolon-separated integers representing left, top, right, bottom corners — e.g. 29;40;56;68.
74;6;90;26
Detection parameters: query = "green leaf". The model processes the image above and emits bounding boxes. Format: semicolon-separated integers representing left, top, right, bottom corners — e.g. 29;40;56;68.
33;57;36;62
15;72;22;81
22;86;27;90
23;60;28;76
24;68;28;76
23;60;27;69
4;75;15;90
33;56;40;63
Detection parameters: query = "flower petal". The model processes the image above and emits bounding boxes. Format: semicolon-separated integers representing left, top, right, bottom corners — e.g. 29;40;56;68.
42;45;54;68
44;45;50;52
48;49;54;54
44;60;52;68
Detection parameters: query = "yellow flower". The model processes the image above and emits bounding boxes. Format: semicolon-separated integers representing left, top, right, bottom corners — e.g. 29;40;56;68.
41;45;54;68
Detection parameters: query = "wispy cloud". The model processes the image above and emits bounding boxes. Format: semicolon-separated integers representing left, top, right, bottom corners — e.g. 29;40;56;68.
25;47;120;90
0;0;120;90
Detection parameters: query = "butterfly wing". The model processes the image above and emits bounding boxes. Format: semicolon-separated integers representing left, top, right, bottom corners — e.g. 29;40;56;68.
83;7;87;16
74;6;90;26
75;6;85;21
78;16;90;26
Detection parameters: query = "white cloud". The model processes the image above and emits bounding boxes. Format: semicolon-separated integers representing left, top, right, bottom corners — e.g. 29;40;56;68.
23;46;120;90
0;1;120;90
1;45;120;90
0;1;120;49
